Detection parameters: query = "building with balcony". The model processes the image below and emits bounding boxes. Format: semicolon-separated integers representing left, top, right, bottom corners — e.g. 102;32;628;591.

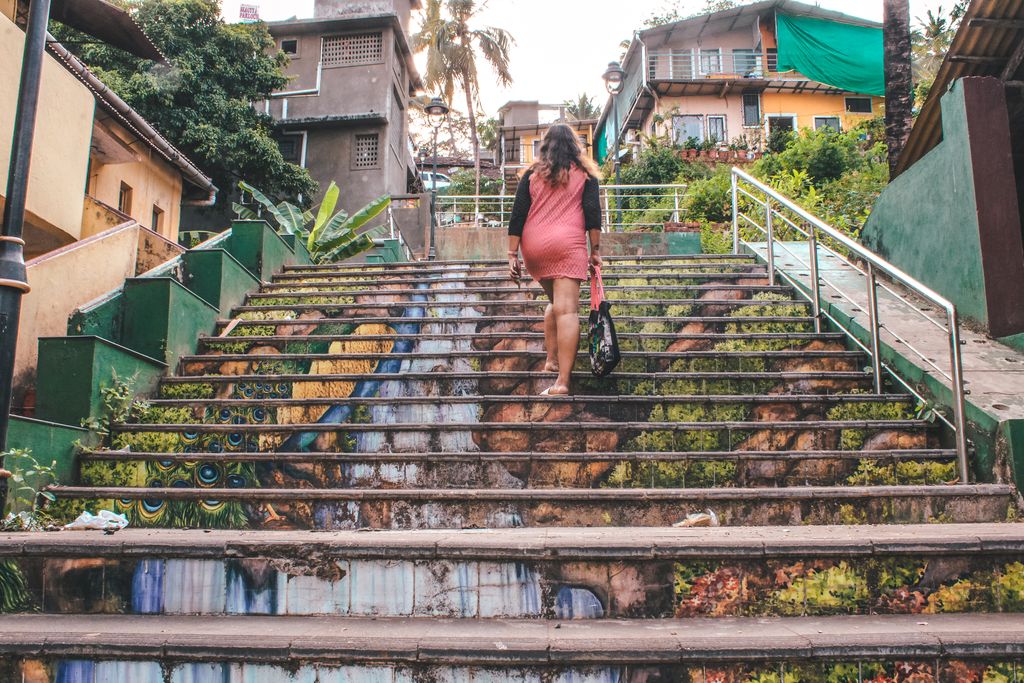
263;0;424;214
0;4;216;258
496;101;598;191
595;0;884;160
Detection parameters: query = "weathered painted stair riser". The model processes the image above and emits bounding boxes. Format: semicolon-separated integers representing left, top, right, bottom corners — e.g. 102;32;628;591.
5;255;1022;681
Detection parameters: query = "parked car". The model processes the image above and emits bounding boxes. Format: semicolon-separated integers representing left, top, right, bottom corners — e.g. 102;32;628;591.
420;171;452;191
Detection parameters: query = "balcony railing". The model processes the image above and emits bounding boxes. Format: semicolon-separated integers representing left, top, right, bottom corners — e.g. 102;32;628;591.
647;51;783;81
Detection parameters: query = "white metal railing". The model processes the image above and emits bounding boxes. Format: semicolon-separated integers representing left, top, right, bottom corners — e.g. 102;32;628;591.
434;184;689;233
647;51;782;80
730;167;971;483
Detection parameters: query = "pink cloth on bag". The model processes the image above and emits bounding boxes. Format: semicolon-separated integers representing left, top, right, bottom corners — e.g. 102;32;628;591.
520;167;589;281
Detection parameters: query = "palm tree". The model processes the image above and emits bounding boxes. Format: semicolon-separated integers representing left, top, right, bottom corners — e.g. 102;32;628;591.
414;0;513;213
883;0;913;175
563;93;601;121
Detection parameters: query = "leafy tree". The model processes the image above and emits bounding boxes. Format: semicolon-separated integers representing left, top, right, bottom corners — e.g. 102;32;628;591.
413;0;514;203
911;4;963;107
50;0;316;209
477;117;500;152
564;93;601;121
444;170;502;196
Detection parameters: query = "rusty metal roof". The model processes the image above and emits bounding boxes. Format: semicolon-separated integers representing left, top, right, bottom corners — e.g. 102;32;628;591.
49;0;165;63
895;0;1024;176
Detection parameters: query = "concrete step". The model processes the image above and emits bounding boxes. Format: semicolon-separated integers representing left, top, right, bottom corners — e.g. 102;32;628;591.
262;271;771;289
229;300;807;321
198;331;847;354
271;262;767;280
46;483;1015;528
245;283;794;301
158;370;873;399
4;526;1022;619
176;349;863;377
79;447;956;488
281;254;759;272
1;613;1022;677
215;314;816;333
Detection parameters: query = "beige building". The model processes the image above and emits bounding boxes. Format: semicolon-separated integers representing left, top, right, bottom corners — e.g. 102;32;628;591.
497;101;598;190
0;7;215;258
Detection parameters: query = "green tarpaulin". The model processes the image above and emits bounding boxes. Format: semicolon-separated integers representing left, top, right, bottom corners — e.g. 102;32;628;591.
776;13;884;96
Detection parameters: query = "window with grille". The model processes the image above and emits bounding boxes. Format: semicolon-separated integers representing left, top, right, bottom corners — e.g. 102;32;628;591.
390;93;405;159
353;133;380;168
322;32;383;67
845;96;873;114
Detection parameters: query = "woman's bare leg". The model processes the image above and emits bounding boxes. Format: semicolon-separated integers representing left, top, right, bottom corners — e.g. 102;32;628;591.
540;279;558;372
545;278;581;395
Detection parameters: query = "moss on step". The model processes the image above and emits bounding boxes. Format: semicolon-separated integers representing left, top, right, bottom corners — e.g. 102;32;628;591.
725;292;811;334
158;383;215;400
846;459;958;486
826;399;916;451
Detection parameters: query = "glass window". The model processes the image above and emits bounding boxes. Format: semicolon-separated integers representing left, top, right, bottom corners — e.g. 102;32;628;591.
742;92;761;127
672;114;704;144
814;116;842;132
707;115;726;143
280;39;298;55
732;49;759;75
845;97;873;114
699;49;721;74
766;48;778;72
151;205;164;232
118;182;133;215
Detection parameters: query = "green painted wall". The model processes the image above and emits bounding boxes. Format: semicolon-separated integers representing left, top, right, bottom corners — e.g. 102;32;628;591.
182;249;260;316
121;278;219;367
6;416;94;485
861;80;986;327
227;220;295;281
67;292;122;338
34;336;165;426
280;234;315;265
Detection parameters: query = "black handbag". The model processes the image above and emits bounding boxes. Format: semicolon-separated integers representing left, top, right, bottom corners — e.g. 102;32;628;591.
588;266;621;377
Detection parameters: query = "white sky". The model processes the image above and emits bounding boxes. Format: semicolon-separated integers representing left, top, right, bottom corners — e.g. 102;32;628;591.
222;0;946;118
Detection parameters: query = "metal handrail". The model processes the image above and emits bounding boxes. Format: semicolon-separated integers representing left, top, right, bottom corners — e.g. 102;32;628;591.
730;167;971;483
435;184;689;233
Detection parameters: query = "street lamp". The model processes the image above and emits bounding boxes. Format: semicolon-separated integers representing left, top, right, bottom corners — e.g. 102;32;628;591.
602;61;625;229
424;96;449;260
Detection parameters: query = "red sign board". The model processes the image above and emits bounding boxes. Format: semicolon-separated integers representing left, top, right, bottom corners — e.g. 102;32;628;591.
239;4;260;21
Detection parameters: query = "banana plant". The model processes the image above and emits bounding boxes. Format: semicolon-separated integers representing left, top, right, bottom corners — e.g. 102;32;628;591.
233;181;391;264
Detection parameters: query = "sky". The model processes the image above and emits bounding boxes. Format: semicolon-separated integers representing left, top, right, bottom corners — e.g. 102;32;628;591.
221;0;947;119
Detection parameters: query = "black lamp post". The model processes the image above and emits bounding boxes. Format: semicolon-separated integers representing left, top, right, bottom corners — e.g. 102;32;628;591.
602;61;625;230
424;96;449;261
0;0;52;457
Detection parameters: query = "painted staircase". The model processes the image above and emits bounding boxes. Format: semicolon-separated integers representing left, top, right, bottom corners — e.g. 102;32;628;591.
4;254;1024;681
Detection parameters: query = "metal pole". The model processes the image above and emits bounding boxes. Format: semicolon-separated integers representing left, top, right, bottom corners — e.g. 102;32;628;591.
807;225;822;333
764;197;775;287
730;171;739;254
1;0;51;460
428;128;439;260
865;262;884;394
612;94;622;230
672;188;680;223
947;307;971;483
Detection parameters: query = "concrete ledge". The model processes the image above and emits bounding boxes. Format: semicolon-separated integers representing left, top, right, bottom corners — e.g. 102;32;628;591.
2;524;1023;561
0;614;1021;664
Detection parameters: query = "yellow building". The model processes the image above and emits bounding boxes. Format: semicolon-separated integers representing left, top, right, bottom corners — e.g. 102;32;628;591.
1;7;215;258
497;101;597;187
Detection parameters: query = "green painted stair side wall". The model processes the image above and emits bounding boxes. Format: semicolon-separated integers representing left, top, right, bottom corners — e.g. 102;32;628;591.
6;416;94;485
120;278;219;367
34;336;165;427
280;234;315;265
181;250;260;317
227;221;296;281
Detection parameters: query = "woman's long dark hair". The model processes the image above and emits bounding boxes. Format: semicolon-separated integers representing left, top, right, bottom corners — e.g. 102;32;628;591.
531;123;601;188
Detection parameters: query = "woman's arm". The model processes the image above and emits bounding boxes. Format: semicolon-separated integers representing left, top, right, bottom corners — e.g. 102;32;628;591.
508;172;532;281
583;176;603;273
507;171;533;238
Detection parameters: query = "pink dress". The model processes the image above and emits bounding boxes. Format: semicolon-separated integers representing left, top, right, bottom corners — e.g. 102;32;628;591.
520;167;590;281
